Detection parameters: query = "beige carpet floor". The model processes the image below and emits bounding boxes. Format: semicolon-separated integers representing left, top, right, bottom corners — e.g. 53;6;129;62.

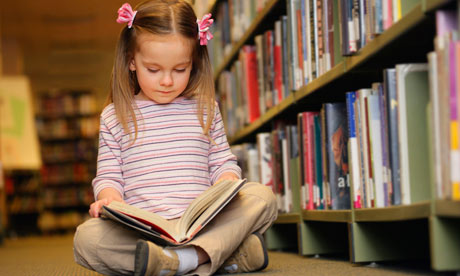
0;234;454;275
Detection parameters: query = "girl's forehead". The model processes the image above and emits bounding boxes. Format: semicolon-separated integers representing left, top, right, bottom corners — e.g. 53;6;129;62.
136;32;193;49
134;33;193;62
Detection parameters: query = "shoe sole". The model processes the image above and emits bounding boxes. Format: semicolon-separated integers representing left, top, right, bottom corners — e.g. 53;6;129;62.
134;240;149;276
253;232;269;271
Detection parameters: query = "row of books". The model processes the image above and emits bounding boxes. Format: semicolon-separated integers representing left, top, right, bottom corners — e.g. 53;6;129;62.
233;57;459;210
9;196;41;214
40;163;95;186
217;0;411;136
42;187;93;208
40;139;97;164
208;0;270;67
36;116;99;140
429;9;460;200
232;122;300;213
36;90;98;118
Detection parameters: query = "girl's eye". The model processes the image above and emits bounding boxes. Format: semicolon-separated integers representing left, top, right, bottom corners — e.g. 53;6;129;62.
175;69;186;73
148;69;159;73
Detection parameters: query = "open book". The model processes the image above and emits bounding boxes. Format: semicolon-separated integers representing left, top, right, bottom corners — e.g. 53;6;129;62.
101;179;247;246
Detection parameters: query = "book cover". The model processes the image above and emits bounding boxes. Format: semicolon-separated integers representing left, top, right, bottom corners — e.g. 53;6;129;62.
324;103;350;210
396;63;430;204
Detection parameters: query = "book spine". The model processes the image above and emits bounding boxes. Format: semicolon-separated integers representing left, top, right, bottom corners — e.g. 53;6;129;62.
298;114;307;209
346;92;361;208
378;83;392;206
384;69;401;205
314;115;325;209
396;65;410;205
274;20;284;105
455;43;460;200
368;93;385;208
281;16;291;97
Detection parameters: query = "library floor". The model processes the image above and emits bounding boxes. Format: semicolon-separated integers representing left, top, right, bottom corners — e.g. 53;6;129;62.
0;234;456;276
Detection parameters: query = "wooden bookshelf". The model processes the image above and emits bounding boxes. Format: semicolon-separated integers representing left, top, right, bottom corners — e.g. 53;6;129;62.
275;212;301;224
213;0;282;80
434;200;460;217
354;201;431;221
423;0;454;12
35;90;97;232
205;0;460;272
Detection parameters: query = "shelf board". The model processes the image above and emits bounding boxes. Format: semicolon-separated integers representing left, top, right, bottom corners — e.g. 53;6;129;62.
213;0;280;81
434;199;460;217
295;62;346;100
354;201;431;222
228;92;295;144
274;212;301;224
423;0;453;12
345;4;426;72
302;209;352;223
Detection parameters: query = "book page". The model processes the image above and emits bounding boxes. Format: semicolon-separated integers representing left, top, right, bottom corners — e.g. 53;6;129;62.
106;201;177;240
177;179;246;240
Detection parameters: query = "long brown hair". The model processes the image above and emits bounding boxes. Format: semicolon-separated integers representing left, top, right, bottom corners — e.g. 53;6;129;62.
107;0;215;142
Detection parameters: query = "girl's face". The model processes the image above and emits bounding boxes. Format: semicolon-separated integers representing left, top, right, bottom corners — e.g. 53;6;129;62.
130;32;193;104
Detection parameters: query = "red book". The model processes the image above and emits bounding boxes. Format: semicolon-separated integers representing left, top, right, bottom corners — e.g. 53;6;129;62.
240;46;260;123
274;20;284;104
302;112;319;209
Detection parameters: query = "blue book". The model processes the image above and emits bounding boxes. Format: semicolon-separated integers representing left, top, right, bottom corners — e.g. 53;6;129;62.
346;92;361;208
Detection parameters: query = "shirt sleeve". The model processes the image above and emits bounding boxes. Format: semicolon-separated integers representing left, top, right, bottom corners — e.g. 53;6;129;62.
92;111;125;200
208;103;242;184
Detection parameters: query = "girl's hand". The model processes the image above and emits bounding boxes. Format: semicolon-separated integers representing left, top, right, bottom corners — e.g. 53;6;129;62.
89;197;124;218
215;172;239;184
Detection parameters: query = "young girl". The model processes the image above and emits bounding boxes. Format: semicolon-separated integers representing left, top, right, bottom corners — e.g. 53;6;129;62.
73;1;278;275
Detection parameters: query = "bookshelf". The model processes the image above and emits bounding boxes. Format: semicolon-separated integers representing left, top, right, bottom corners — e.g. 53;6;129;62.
35;90;98;232
203;0;460;272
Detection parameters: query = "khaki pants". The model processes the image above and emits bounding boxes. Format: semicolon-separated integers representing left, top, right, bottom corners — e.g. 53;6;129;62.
73;182;278;275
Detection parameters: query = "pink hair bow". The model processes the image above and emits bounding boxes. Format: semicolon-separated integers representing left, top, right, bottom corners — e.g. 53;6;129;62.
197;13;214;45
117;3;137;29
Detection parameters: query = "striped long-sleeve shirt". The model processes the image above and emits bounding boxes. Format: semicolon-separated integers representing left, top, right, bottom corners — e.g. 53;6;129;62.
92;96;241;219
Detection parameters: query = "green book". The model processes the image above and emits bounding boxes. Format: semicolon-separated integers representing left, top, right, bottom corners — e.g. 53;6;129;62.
396;63;431;204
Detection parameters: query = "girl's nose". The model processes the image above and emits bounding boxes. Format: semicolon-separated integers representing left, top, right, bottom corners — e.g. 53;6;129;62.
160;73;173;87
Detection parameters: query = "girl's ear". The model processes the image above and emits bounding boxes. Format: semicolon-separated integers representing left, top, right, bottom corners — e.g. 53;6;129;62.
129;59;136;71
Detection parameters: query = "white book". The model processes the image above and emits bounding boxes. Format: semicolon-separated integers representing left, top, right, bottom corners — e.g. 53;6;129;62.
281;130;292;213
257;133;274;192
357;89;374;207
368;93;385;208
427;52;444;199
